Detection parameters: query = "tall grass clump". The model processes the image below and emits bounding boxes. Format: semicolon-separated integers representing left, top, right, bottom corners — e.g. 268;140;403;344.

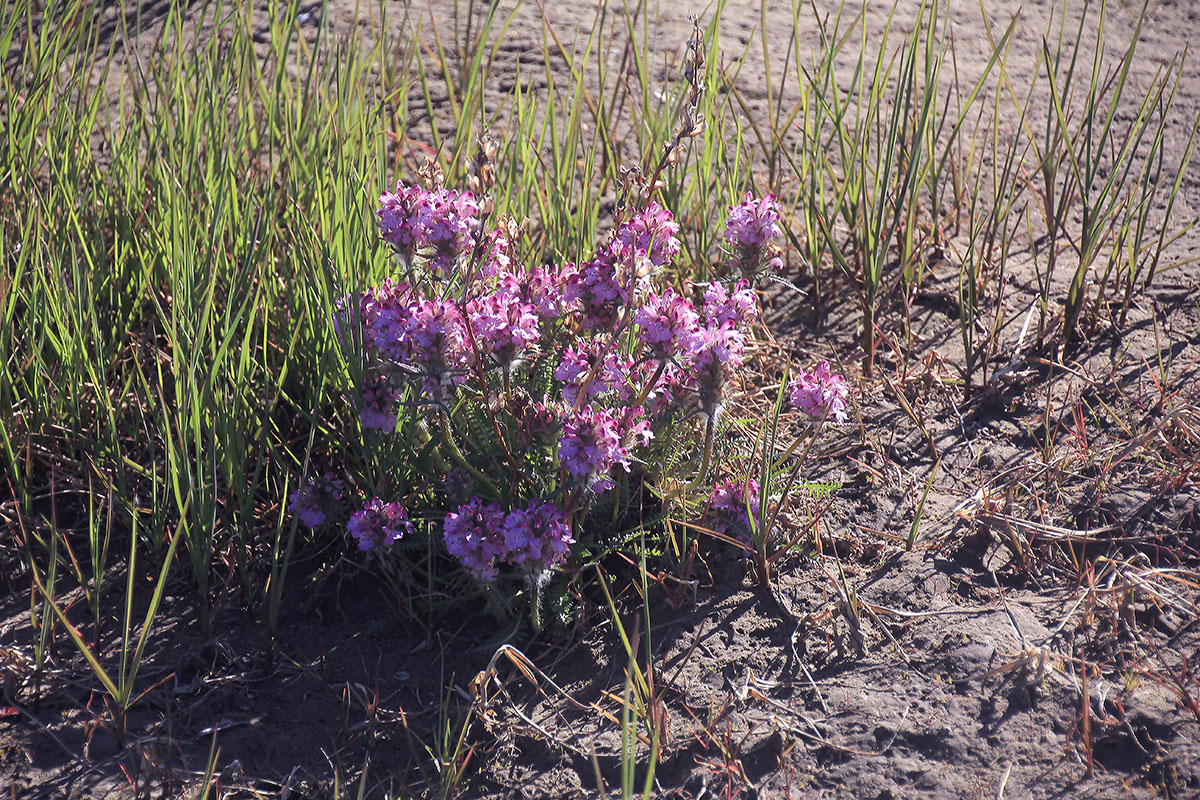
755;0;1013;374
1020;0;1197;343
2;0;400;715
746;0;1195;393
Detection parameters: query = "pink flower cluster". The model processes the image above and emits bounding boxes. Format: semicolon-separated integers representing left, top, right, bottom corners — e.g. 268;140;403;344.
609;202;682;272
334;279;414;342
463;287;541;370
288;473;345;528
565;203;682;330
565;256;626;331
375;296;469;399
724;193;784;274
635;289;701;362
653;279;759;419
359;190;768;426
525;263;580;320
706;478;762;541
502;501;575;568
346;243;584;403
359;373;402;431
725;193;782;251
555;341;634;406
558;406;652;493
568;277;755;421
378;184;480;275
443;497;574;580
703;280;758;329
788;361;849;424
319;183;791;582
348;497;414;551
344;271;551;400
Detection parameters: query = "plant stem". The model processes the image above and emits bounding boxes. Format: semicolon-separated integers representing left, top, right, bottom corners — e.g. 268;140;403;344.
437;413;503;501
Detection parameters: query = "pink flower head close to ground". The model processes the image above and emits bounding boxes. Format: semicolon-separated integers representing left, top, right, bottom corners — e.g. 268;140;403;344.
788;360;849;424
348;497;413;551
444;498;575;579
706;478;762;541
502;501;574;570
288;473;345;529
443;497;509;581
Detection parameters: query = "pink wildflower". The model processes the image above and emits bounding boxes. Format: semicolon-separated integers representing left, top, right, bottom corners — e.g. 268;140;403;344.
558;406;651;493
610;202;681;271
635;289;702;362
788;361;849;424
348;497;413;551
377;183;481;276
374;296;469;399
637;360;685;417
502;500;574;569
725;193;782;251
360;373;401;430
565;256;625;331
555;342;631;406
443;498;509;581
415;188;481;277
686;324;746;420
706;478;762;541
378;183;428;261
703;280;759;329
691;324;746;370
464;289;540;369
334;280;414;349
526;263;580;320
288;473;344;529
476;228;514;278
724;193;784;275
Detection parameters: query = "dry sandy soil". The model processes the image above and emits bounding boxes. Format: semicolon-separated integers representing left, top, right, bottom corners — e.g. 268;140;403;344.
3;0;1199;798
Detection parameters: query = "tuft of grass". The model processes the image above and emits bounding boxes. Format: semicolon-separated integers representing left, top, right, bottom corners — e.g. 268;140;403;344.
1020;0;1198;343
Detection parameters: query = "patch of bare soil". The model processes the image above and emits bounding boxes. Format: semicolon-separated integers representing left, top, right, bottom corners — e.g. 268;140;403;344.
3;0;1199;798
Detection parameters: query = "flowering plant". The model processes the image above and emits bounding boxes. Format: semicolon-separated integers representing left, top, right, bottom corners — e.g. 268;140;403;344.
289;132;836;626
698;355;851;589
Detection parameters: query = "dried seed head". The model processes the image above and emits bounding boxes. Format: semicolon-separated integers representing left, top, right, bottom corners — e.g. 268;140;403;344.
678;17;706;137
493;214;528;241
467;134;500;196
417;155;445;189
